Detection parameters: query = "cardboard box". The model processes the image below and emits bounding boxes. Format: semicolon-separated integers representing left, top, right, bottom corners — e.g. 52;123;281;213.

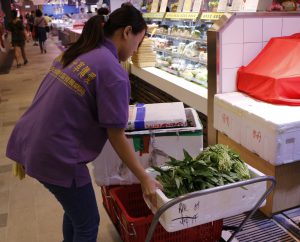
92;108;203;186
214;92;300;165
127;102;187;130
145;165;267;232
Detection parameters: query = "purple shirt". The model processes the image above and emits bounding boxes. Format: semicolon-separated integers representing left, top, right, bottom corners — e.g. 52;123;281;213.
6;39;130;187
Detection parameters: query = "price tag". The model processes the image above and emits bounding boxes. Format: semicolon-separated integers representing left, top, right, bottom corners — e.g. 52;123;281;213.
165;12;199;20
201;12;224;20
143;12;165;19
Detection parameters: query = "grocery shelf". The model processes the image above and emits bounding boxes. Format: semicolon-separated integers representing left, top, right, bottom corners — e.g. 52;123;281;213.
154;47;207;65
152;32;207;45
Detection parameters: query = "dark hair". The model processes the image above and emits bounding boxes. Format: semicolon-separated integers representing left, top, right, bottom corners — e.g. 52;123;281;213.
104;5;146;37
61;5;146;68
11;9;18;20
35;9;43;17
121;2;133;7
97;7;109;15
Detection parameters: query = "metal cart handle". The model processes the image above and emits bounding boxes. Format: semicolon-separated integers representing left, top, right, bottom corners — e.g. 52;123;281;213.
145;175;276;242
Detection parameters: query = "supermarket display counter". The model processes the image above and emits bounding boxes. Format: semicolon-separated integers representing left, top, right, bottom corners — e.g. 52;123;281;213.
131;64;208;115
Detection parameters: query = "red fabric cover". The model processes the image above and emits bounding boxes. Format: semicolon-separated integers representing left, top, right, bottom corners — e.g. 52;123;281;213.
237;33;300;106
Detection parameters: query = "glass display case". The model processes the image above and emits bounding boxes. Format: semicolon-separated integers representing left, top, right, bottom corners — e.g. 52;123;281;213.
144;12;214;88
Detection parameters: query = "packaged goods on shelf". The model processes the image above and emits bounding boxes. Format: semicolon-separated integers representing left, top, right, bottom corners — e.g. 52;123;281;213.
214;92;300;165
132;37;156;68
145;164;266;232
92;108;203;186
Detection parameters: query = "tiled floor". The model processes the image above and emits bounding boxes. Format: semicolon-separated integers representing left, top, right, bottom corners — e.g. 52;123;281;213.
0;36;121;242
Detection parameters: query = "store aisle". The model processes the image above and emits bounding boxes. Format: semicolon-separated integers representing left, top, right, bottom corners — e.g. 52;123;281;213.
0;36;121;242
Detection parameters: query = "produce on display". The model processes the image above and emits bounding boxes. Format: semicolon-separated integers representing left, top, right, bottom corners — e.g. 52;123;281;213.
152;144;251;198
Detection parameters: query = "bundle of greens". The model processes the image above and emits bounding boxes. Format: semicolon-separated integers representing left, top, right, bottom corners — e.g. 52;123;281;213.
152;144;251;198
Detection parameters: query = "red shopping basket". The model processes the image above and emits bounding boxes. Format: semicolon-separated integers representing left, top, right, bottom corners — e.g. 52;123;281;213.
100;185;120;227
110;184;223;242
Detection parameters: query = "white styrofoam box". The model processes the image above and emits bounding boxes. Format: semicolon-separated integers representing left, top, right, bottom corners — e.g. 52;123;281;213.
244;18;263;43
216;92;300;165
243;42;263;66
263;17;282;42
221;68;239;93
222;43;243;69
145;165;267;232
92;108;203;186
282;17;300;36
127;102;187;131
214;92;250;143
221;18;244;44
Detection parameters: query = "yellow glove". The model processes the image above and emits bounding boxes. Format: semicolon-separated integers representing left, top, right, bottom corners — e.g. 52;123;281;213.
12;162;26;180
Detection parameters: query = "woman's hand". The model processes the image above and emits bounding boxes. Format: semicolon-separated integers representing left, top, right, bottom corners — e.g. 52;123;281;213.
107;127;163;207
140;174;163;208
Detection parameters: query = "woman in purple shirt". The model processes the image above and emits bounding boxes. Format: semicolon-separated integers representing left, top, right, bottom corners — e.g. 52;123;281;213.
6;5;161;242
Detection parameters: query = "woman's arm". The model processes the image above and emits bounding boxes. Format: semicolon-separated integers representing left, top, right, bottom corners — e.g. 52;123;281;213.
107;127;162;204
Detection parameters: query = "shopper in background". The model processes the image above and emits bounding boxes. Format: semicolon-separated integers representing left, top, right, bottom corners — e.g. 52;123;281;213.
7;9;28;67
96;7;109;16
34;9;48;54
27;10;37;45
6;5;161;242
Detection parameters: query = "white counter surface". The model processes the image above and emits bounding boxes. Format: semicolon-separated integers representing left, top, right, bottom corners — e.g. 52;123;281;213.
130;65;208;115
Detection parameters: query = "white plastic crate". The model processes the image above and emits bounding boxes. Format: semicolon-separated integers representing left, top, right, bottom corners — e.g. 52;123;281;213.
145;165;266;232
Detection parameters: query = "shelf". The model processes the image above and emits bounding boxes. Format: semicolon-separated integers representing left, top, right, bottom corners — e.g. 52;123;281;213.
151;33;207;45
157;66;208;88
131;65;208;115
154;48;207;65
143;12;165;19
164;12;199;21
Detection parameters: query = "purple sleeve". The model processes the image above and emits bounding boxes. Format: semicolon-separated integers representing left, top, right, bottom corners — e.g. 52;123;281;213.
96;64;130;128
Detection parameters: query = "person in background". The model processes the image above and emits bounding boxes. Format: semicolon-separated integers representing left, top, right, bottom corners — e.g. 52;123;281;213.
7;9;28;67
96;7;109;16
0;11;6;51
6;5;161;242
28;10;37;46
34;9;48;54
43;13;52;25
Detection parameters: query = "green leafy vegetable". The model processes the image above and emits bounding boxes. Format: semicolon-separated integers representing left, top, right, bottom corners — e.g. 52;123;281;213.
152;144;251;198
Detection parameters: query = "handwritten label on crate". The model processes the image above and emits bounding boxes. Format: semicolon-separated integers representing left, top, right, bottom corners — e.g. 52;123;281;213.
165;12;199;20
173;201;200;226
252;129;262;143
201;12;224;20
222;113;230;127
143;12;165;19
